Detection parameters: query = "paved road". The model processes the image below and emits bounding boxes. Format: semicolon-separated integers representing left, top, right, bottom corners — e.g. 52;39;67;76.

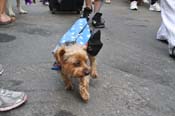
0;0;175;116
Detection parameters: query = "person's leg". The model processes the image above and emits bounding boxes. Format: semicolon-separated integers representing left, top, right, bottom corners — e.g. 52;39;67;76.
157;0;175;57
0;0;10;23
0;0;6;14
17;0;28;14
7;0;16;16
151;0;157;5
93;0;103;13
92;0;105;28
0;0;14;24
81;0;92;20
162;0;175;57
149;0;160;11
85;0;92;9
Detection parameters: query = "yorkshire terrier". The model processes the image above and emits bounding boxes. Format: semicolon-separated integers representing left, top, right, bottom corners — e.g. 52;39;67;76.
54;44;98;102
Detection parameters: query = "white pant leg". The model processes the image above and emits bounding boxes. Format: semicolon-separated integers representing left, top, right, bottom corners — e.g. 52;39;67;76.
157;0;175;47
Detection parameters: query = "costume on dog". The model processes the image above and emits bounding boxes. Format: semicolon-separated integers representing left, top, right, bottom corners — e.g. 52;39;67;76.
52;18;103;70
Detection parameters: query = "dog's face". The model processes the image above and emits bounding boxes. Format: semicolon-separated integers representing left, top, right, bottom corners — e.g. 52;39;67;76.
54;44;90;78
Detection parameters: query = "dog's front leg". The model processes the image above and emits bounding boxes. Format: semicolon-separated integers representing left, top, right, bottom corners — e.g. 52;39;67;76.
61;73;73;90
7;0;16;17
89;56;98;78
79;76;90;102
17;0;27;14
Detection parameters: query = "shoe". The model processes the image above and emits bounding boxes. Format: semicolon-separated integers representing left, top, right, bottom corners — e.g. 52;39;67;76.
130;1;138;10
43;1;49;6
0;89;27;112
143;0;149;4
81;7;92;21
92;12;105;28
149;2;161;12
168;45;175;58
105;0;111;4
0;64;4;75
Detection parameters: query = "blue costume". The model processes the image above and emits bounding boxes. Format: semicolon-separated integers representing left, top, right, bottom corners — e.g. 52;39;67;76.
52;18;91;54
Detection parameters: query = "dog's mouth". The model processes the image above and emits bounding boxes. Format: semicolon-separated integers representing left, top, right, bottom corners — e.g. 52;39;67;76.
73;70;90;78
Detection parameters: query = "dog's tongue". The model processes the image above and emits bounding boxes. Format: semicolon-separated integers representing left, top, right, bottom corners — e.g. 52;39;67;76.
51;62;61;71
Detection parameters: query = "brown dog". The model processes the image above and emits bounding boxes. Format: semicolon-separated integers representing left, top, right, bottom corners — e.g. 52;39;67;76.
54;44;98;102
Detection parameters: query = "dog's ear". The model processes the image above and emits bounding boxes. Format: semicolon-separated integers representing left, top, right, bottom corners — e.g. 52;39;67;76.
54;46;66;64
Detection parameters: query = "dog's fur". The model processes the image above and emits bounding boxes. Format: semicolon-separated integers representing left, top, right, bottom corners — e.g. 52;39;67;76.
7;0;27;17
54;44;98;102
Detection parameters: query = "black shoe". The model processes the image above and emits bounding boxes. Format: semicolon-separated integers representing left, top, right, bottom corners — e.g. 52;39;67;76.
92;12;105;28
81;7;92;21
169;46;175;58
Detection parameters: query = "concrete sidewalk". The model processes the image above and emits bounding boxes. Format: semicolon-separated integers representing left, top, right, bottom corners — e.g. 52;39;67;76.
0;0;175;116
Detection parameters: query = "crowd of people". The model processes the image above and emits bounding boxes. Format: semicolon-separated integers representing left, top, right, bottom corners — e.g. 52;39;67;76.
0;0;175;112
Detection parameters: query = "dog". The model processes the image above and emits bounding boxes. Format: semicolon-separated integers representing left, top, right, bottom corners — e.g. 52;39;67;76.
7;0;27;17
54;43;98;102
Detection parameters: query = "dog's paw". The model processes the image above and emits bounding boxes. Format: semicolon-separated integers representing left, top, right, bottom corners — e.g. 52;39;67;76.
91;70;98;78
81;91;89;102
79;85;90;102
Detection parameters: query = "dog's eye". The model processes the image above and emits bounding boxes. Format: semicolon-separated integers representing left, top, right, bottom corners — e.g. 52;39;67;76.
73;61;81;67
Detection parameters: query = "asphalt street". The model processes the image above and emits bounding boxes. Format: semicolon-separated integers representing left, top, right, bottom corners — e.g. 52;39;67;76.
0;0;175;116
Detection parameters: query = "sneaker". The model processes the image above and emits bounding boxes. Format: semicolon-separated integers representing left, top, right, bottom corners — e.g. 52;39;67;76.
149;2;161;12
143;0;149;4
168;45;175;58
0;89;27;112
44;1;49;6
92;12;105;28
105;0;111;4
81;7;92;21
130;1;138;10
43;1;49;6
0;64;4;75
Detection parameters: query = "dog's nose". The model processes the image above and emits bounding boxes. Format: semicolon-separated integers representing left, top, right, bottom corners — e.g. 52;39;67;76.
83;69;90;76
